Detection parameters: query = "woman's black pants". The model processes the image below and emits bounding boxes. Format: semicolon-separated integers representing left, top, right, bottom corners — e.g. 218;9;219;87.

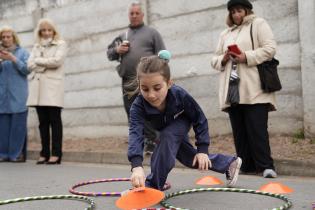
228;104;275;173
36;106;63;158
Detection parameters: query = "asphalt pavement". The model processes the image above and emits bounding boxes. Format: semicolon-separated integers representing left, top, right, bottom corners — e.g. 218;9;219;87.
0;161;314;210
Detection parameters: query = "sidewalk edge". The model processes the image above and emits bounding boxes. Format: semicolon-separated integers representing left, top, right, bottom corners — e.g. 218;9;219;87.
27;150;315;177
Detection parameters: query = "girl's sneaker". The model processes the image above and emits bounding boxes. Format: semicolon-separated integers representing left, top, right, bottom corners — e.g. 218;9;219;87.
226;157;242;187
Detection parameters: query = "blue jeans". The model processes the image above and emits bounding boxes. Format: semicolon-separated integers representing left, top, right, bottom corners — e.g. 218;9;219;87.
145;116;236;190
0;111;27;160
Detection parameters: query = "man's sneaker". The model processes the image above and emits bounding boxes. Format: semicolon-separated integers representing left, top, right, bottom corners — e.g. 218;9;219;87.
226;157;242;187
263;169;277;178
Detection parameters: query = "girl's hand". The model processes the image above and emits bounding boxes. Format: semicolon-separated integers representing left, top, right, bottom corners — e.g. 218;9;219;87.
131;166;145;189
192;153;212;171
228;51;247;64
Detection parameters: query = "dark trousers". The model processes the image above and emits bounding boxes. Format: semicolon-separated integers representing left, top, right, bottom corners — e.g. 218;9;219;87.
122;80;158;143
145;117;235;190
36;106;63;158
228;104;274;173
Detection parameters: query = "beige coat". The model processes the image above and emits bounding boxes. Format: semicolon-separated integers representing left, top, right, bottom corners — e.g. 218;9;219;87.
211;14;277;112
27;40;67;107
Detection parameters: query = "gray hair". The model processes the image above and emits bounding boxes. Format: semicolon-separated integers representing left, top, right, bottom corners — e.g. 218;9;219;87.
128;1;144;13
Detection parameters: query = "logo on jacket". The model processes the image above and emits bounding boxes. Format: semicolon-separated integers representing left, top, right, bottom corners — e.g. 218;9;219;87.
173;109;184;119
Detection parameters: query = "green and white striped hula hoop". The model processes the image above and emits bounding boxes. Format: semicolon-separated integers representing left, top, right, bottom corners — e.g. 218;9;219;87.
0;194;95;210
160;187;292;210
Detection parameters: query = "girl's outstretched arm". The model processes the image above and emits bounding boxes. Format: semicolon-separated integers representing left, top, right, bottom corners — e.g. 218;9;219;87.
131;166;145;188
193;153;212;170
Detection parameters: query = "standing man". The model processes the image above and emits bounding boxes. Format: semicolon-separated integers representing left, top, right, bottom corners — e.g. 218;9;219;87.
107;1;166;154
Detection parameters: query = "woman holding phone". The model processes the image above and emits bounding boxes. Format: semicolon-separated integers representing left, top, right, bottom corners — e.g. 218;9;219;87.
27;18;67;165
0;26;29;162
211;0;277;178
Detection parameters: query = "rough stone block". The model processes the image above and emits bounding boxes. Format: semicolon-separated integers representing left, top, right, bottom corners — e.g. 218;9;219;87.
170;54;216;79
64;86;122;108
18;31;34;48
67;29;125;57
0;0;38;18
149;0;224;20
63;125;129;140
0;15;34;32
65;69;121;92
62;107;127;127
175;76;218;99
64;51;115;74
277;43;300;68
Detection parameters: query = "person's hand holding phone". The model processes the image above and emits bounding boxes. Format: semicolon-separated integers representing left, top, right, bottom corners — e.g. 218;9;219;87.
221;50;230;66
227;44;247;64
0;50;16;62
116;40;129;55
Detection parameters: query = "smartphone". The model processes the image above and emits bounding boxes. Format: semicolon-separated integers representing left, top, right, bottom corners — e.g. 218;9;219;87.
228;44;242;55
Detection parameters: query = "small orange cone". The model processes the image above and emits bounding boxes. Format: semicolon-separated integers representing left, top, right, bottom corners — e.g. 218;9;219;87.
195;176;223;186
259;182;293;194
116;187;164;210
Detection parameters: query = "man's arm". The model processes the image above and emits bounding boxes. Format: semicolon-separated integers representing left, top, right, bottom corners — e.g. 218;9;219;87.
106;36;122;61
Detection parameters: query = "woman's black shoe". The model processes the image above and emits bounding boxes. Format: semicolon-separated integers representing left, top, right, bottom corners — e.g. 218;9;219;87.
36;157;48;164
46;157;61;165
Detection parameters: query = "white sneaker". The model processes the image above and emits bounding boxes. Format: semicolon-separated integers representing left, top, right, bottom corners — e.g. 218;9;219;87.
226;157;242;187
263;169;277;178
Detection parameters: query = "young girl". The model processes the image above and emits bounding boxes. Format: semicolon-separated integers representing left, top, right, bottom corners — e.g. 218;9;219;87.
128;50;242;190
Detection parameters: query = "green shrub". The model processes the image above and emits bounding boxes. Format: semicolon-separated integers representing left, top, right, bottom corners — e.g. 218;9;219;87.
293;129;305;140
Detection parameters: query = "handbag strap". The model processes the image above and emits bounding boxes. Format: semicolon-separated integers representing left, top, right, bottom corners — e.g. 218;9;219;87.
250;22;254;50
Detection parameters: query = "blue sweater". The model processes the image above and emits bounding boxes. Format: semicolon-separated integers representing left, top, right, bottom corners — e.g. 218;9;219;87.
128;85;210;168
0;46;29;113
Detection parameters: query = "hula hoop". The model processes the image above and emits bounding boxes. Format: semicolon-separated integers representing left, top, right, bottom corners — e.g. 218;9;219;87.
0;195;95;210
69;178;130;196
70;178;171;197
160;188;292;210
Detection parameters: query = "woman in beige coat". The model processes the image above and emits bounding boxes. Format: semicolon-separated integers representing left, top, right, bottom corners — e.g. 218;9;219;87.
27;18;67;164
211;0;277;178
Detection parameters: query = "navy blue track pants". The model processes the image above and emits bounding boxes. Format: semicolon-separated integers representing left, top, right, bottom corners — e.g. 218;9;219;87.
145;117;236;190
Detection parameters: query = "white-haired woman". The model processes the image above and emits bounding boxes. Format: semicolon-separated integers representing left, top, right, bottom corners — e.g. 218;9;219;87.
0;26;29;162
27;18;67;164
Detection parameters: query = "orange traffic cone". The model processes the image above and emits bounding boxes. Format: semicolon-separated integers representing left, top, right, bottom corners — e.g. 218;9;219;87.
259;182;293;194
116;187;164;210
195;176;223;186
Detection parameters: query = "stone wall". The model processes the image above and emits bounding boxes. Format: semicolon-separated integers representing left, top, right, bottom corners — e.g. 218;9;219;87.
0;0;313;141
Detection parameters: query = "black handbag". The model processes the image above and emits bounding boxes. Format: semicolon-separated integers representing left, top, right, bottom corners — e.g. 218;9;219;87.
250;23;282;92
